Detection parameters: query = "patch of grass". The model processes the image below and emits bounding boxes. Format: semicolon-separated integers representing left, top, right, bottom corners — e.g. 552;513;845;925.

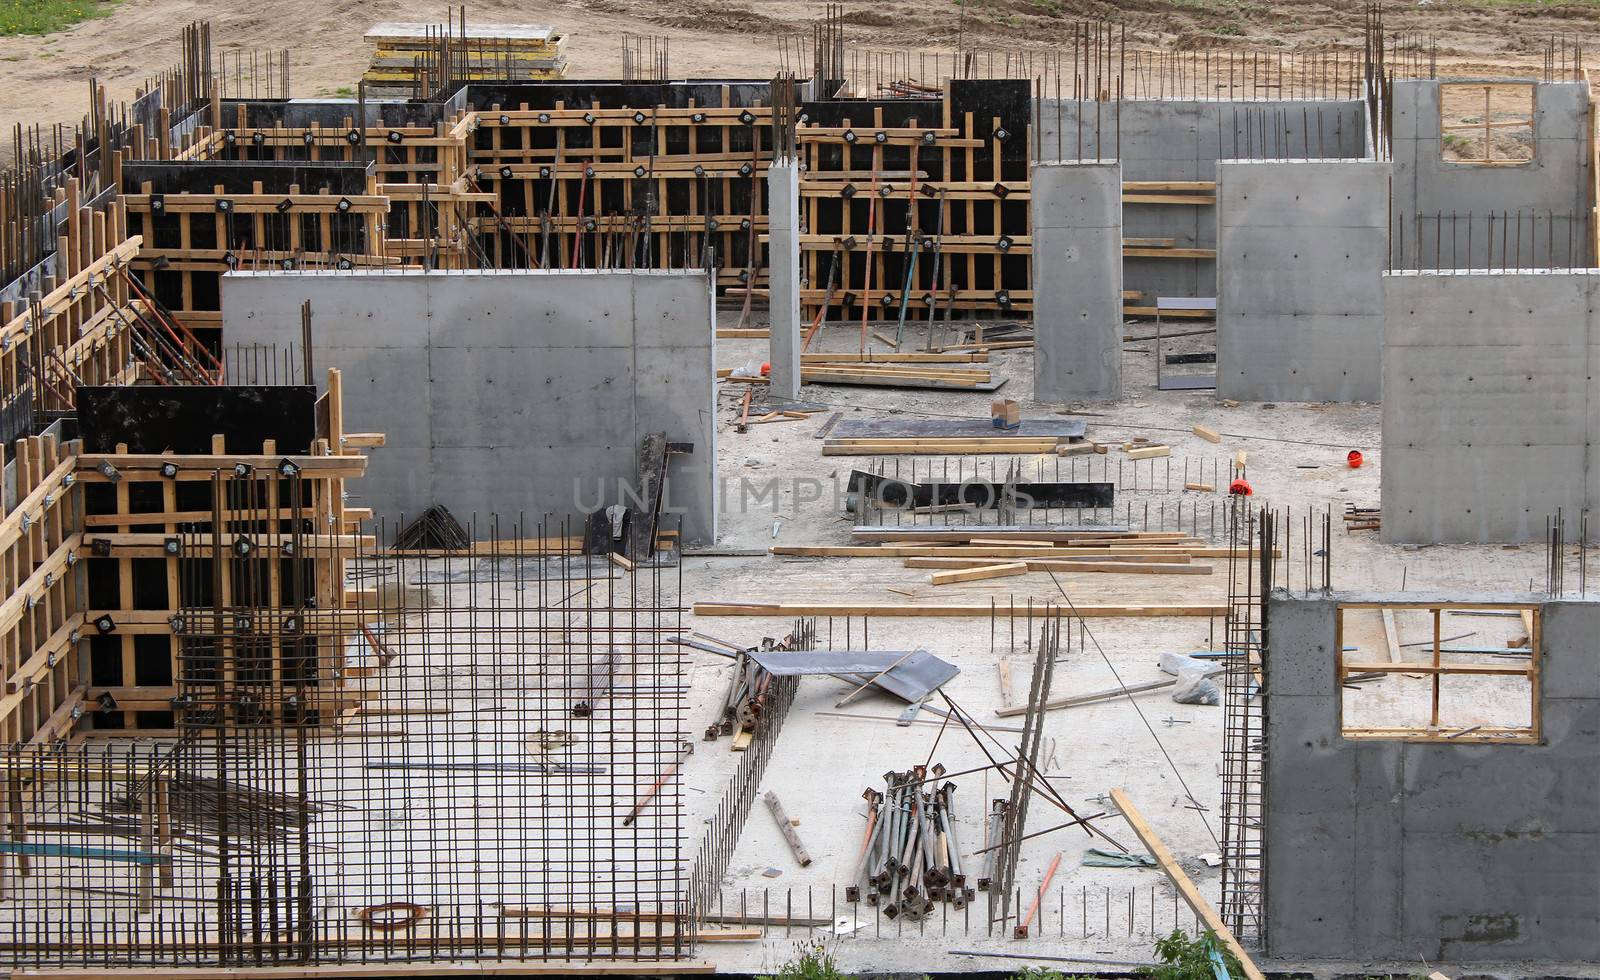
1011;968;1097;980
0;0;117;36
1142;928;1245;980
760;941;850;980
335;86;355;97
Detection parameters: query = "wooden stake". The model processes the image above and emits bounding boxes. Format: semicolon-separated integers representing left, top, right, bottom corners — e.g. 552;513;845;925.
1110;788;1266;980
764;791;812;866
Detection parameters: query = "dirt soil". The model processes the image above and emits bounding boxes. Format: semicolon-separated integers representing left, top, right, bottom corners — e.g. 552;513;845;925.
3;0;1600;148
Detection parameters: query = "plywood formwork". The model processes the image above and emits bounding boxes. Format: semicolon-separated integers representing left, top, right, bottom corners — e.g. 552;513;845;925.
785;81;1032;323
458;96;775;284
0;373;377;744
120;173;392;337
175;105;486;270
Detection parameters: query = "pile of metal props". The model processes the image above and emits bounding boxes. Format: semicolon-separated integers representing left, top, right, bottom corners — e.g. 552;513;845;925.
845;764;974;918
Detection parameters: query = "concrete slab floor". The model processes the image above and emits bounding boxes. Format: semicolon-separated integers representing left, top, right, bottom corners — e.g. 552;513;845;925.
675;307;1580;976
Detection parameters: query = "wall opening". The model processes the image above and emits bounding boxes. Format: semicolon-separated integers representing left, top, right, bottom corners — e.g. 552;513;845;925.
1439;82;1536;164
1335;602;1539;743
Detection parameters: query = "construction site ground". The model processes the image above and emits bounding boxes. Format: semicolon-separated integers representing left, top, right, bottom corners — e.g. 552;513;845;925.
665;311;1569;976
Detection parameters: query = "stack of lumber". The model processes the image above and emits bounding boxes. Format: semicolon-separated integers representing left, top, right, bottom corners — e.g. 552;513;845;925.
803;350;996;390
767;525;1268;583
362;23;568;96
718;351;995;390
821;417;1087;456
1344;504;1380;532
1122;180;1215;206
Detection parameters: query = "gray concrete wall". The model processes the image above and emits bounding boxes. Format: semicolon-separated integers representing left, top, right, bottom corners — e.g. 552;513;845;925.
1035;99;1368;299
1265;592;1600;962
221;268;718;545
1381;270;1600;544
1032;160;1122;402
1390;80;1592;269
1215;159;1388;402
766;161;802;402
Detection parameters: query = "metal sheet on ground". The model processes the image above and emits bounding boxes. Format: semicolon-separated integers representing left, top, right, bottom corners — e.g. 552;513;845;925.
747;649;960;702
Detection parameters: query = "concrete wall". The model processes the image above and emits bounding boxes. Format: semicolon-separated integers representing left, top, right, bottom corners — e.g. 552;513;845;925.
766;161;802;402
1215;159;1388;402
1265;592;1600;962
1032;160;1122;402
1035;99;1368;299
1390;80;1592;269
1381;270;1600;543
222;268;717;545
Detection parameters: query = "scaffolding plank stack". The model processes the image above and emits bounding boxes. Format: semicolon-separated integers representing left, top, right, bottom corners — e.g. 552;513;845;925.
363;22;569;99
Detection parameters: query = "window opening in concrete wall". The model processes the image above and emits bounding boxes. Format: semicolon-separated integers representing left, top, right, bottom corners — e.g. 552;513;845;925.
1335;602;1540;743
1439;82;1536;164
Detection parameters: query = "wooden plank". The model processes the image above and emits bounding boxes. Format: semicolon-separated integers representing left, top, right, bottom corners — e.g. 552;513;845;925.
1125;445;1171;460
772;545;1268;559
1123;180;1216;192
929;562;1029;585
1342;661;1532;677
912;558;1210;575
764;790;812;866
1123;193;1217;205
997;659;1015;708
850;528;1191;543
1123;247;1216;259
906;552;1193;565
1110;788;1266;980
1193;425;1222;444
693;602;1229;618
1123;305;1215;319
823;442;1055;456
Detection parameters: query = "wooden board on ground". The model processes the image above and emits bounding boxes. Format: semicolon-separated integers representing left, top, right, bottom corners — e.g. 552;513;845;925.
694;601;1229;618
1109;788;1266;980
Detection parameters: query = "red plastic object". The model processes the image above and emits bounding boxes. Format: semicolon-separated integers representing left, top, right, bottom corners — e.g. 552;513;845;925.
1229;479;1253;496
1347;450;1364;469
760;362;772;376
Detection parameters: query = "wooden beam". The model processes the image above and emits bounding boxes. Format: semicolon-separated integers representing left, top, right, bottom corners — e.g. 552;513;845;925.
764;790;812;867
693;602;1228;618
1109;788;1266;980
929;562;1029;585
772;545;1268;559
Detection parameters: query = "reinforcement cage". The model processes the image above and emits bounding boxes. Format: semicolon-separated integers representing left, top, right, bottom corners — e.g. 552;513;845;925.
0;510;692;968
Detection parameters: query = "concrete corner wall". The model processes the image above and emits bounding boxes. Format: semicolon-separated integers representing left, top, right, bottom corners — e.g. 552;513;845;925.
1381;270;1599;543
1216;160;1388;402
766;161;802;402
1032;160;1122;402
1034;99;1368;299
221;269;718;545
1265;592;1600;962
1390;80;1592;269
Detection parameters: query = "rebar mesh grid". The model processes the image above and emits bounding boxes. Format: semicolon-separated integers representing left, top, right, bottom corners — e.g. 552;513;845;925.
0;495;691;967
